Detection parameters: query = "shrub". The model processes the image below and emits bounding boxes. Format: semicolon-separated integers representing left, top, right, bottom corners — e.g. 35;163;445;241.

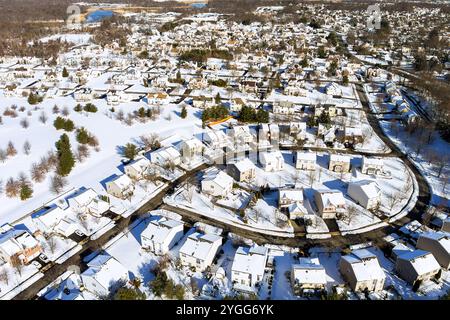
83;103;97;113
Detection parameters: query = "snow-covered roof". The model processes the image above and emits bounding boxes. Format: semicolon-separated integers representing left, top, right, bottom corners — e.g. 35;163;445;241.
292;257;327;285
419;232;450;253
348;180;380;197
279;188;304;202
32;205;66;229
179;232;222;261
329;154;351;162
125;157;150;172
109;174;133;189
296;151;317;161
82;254;128;291
141;216;184;245
316;189;346;207
259;151;284;163
0;229;39;256
362;156;384;166
232;158;255;172
342;249;385;282
202;170;234;190
398;250;441;276
232;245;268;277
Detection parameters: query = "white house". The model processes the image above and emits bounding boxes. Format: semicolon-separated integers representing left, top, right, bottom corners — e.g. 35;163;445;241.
124;157;151;180
278;188;307;219
347;180;381;210
227;158;256;183
314;189;347;219
150;146;181;167
202;130;230;149
180;138;204;161
324;82;342;96
395;249;441;286
141;216;184;255
291;257;327;294
329;154;351;173
179;232;222;272
201;170;234;198
67;188;110;217
231;245;268;292
80;254;129;298
416;232;450;270
339;249;386;292
361;157;384;175
0;229;42;266
105;174;135;199
295;151;316;170
290;122;307;140
259;151;285;172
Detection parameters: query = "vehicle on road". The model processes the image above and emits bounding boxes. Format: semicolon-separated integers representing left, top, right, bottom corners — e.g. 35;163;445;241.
39;254;50;264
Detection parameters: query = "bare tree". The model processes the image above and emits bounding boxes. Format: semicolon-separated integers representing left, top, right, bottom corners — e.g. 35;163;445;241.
6;141;17;157
61;106;70;116
387;191;403;211
347;206;358;224
39;111;48;124
47;236;58;254
50;174;68;194
76;144;90;162
23;140;31;155
0;149;6;163
307;169;316;187
20;118;29;129
0;267;9;286
31;162;45;183
5;177;20;198
14;263;23;277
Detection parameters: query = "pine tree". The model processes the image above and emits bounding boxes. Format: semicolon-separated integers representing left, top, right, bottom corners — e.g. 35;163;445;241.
20;184;33;200
215;92;221;105
55;134;75;176
62;67;69;78
123;143;138;160
180;106;187;119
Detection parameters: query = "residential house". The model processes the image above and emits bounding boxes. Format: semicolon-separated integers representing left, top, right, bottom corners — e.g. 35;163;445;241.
81;254;129;298
202;130;230;149
361;157;384;175
201;170;234;198
229;98;246;112
179;232;222;272
315;104;337;118
328;154;351;173
273;101;295;114
347;180;381;210
227;158;256;183
290;122;307;140
150;146;181;167
314;189;347;219
324;82;342;96
192;96;215;109
0;229;42;266
291;257;327;294
339;249;386;292
231;245;268;292
416;233;450;269
295;151;316;170
180;138;204;161
344;126;364;144
278;188;307;219
105;174;135;199
395;250;441;286
141;216;184;255
124;157;151;180
259;151;285;172
67;188;110;217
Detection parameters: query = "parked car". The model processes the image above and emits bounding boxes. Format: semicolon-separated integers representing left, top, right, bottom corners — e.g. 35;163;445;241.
31;260;42;269
39;254;50;264
75;230;85;237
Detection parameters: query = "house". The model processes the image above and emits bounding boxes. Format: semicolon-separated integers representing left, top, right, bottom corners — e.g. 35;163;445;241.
150;146;181;167
180;138;203;161
141;216;184;255
295;151;316;170
314;104;337;118
324;82;342;96
314;190;347;219
361;157;384;175
339;249;386;292
201;170;234;198
291;257;327;294
227;125;254;144
344;126;364;144
179;232;222;272
202;130;230;149
105;174;135;199
124;157;151;180
146;91;169;104
229;97;246;112
0;229;42;266
328;154;351;173
278;188;307;219
416;232;450;269
192;96;214;109
80;254;129;298
290;122;307;140
231;245;268;292
67;188;110;217
227;158;256;183
395;250;441;286
273;101;295;114
259;151;285;172
347;180;381;210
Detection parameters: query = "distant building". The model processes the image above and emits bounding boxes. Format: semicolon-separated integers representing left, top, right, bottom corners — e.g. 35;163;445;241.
328;154;351;173
295;151;316;170
227;158;256;183
201;170;234;198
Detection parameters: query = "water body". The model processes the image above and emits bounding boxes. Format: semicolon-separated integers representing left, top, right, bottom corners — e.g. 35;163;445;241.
191;3;207;9
86;10;114;23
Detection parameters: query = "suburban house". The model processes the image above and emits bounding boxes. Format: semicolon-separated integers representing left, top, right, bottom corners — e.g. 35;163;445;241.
324;82;342;96
290;122;307;140
259;151;285;172
202;130;230;149
179;232;223;272
227;158;256;183
180;138;204;161
344;126;364;144
150;146;181;167
231;245;268;292
328;154;351;173
273;100;295;114
315;104;337;118
395;250;441;287
192;96;214;109
140;216;184;255
314;189;347;219
229;97;246;112
278;188;308;219
124;157;151;180
416;233;450;269
105;174;135;199
347;180;381;210
227;125;254;144
361;157;384;175
67;188;110;217
339;249;386;293
32;205;73;236
295;151;317;170
201;170;234;198
0;229;42;266
80;254;129;298
291;257;327;294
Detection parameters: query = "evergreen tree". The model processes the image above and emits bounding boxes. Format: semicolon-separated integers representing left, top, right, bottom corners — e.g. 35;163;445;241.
76;127;90;144
114;287;146;300
215;92;221;105
20;184;33;200
180;106;187;119
62;67;69;78
123;143;138;160
55;134;75;176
